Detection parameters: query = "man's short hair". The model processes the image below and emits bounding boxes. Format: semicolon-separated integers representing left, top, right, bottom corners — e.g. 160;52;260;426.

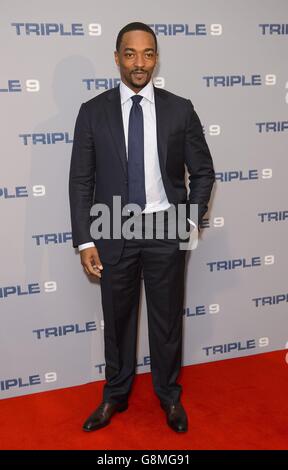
116;22;158;53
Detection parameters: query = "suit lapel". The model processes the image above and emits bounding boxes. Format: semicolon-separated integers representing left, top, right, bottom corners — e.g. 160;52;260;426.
105;83;170;178
153;85;170;173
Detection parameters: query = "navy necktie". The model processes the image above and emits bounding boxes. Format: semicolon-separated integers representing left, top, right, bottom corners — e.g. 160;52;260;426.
127;94;146;211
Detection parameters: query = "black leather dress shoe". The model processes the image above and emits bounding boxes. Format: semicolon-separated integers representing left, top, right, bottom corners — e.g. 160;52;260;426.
160;401;188;433
82;400;128;432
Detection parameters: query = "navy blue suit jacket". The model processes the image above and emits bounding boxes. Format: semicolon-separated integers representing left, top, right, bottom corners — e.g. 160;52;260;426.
69;85;215;264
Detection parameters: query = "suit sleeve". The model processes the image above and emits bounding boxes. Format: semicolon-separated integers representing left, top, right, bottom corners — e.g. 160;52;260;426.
184;99;215;227
69;103;96;248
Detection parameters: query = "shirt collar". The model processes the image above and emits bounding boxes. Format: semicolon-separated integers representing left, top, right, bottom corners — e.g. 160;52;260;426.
119;78;154;105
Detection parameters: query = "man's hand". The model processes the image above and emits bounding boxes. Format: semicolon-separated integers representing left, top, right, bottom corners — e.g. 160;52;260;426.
80;247;103;278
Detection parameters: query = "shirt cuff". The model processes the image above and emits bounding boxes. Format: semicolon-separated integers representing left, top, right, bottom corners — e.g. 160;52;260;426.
78;242;95;252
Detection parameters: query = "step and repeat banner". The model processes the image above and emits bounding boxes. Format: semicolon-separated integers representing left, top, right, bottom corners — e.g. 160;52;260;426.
1;0;287;399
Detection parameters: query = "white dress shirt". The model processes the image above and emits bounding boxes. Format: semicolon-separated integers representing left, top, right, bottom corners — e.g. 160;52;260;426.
78;79;195;251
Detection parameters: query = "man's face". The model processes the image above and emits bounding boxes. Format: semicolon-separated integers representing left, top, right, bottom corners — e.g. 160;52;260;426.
114;30;158;93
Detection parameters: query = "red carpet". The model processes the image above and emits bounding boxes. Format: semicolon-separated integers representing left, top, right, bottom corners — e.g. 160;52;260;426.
1;350;288;450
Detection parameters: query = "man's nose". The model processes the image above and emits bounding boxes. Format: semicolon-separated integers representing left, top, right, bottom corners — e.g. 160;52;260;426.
134;54;145;67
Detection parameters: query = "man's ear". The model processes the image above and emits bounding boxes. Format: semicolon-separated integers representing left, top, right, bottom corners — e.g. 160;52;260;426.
155;51;159;65
114;51;119;67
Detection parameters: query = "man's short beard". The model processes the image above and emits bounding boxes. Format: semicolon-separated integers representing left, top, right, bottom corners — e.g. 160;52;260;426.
129;76;149;88
131;81;146;88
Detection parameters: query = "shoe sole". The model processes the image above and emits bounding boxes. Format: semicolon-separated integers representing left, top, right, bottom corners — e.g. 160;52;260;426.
169;426;188;433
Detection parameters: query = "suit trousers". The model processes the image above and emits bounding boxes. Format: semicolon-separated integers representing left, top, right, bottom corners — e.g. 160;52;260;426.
99;210;187;406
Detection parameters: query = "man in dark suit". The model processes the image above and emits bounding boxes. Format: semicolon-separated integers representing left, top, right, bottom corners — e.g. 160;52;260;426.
69;21;215;433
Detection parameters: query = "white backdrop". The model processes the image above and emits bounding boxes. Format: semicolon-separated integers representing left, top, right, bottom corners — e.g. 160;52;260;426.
1;0;287;399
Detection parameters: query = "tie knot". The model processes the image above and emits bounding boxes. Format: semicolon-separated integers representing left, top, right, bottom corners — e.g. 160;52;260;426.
131;95;143;105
